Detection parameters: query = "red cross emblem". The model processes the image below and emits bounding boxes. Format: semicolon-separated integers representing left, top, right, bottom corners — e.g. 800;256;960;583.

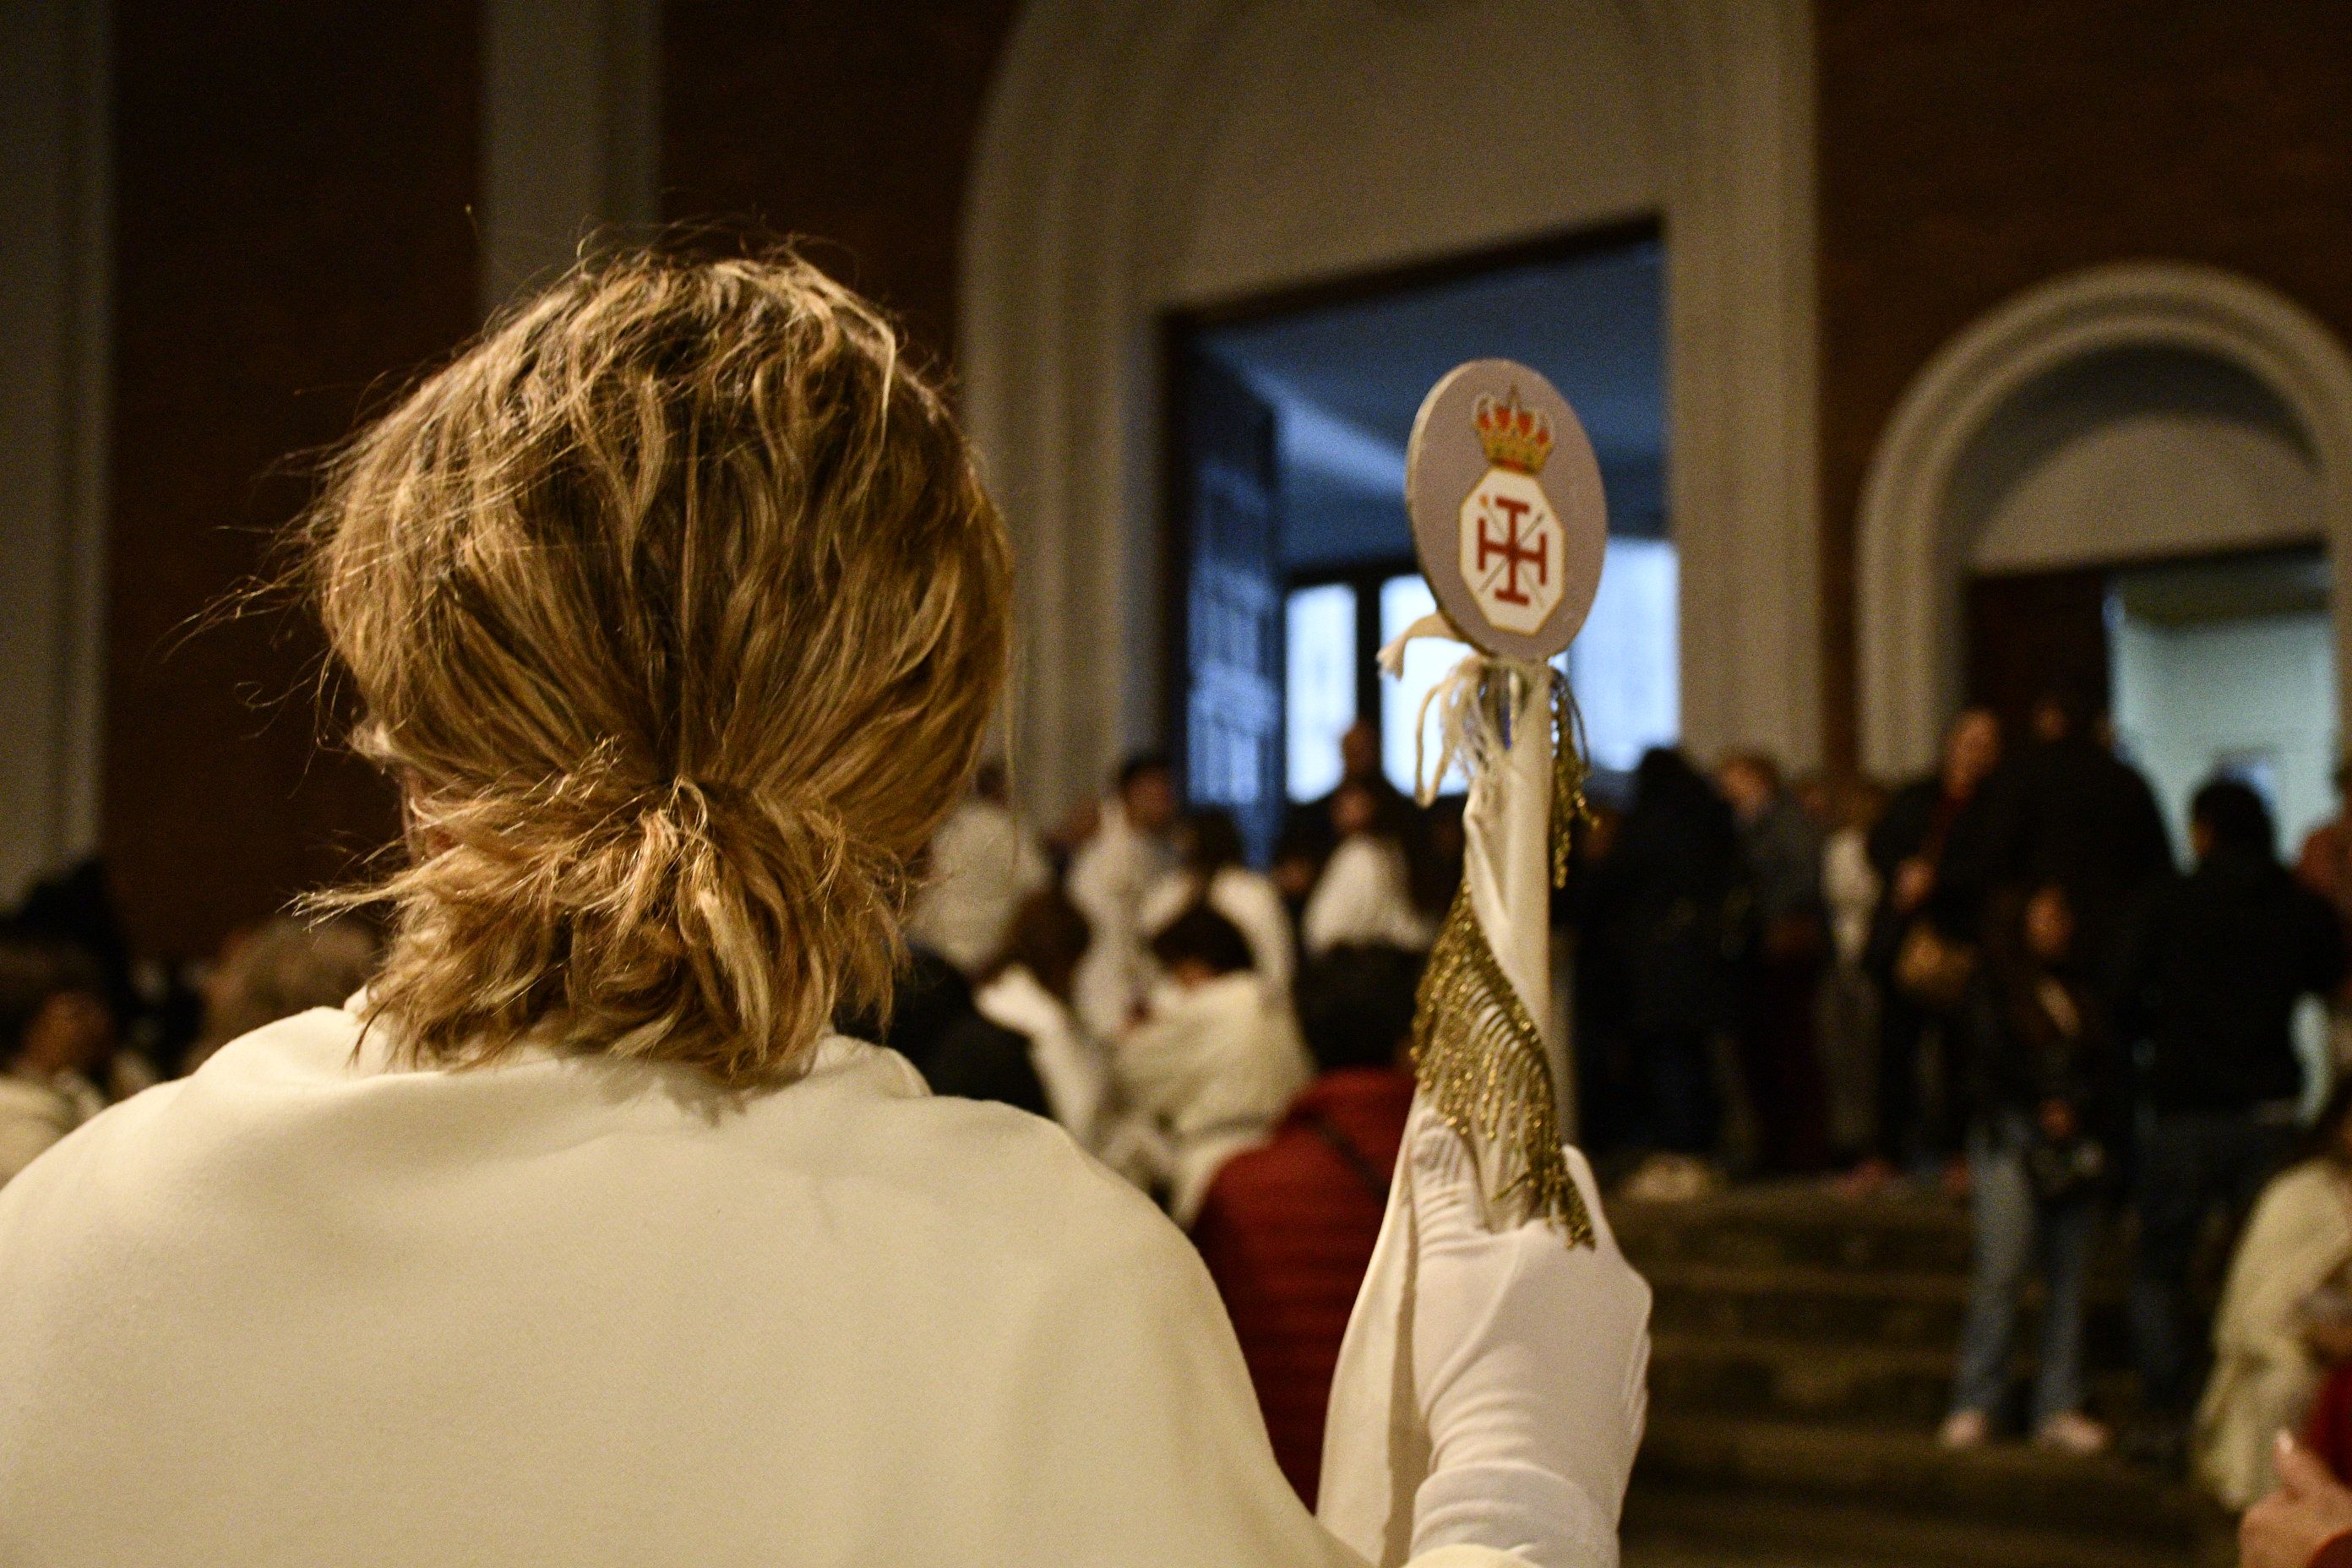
1477;495;1550;606
1456;466;1566;636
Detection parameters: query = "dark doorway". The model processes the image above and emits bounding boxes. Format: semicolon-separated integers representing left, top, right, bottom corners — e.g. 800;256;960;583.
1963;567;2112;740
1169;349;1285;860
1963;547;2337;852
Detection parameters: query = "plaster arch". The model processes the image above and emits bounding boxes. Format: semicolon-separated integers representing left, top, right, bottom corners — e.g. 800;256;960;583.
961;0;1819;817
1855;263;2352;778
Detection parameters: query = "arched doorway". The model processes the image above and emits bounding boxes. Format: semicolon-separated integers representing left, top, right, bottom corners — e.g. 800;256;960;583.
1856;263;2352;782
960;0;1819;818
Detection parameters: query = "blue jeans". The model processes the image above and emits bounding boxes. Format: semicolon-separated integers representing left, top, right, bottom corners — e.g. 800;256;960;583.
1951;1118;2099;1427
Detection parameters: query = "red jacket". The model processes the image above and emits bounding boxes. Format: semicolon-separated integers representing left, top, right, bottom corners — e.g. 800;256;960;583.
1190;1067;1415;1506
2301;1364;2352;1568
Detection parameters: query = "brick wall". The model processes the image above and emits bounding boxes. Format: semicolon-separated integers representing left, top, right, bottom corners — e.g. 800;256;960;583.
106;0;480;956
1816;0;2352;769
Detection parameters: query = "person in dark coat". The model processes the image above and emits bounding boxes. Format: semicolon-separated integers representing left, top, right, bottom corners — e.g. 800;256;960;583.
1275;721;1417;894
838;945;1050;1119
1979;689;2173;982
1189;945;1420;1505
1719;752;1830;1175
2116;778;2349;1451
1583;749;1748;1190
1860;707;2003;1184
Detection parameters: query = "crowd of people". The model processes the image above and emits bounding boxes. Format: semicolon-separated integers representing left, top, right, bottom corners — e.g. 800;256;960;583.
14;685;2352;1525
0;869;380;1188
12;677;2352;1539
887;679;2352;1533
1568;689;2352;1489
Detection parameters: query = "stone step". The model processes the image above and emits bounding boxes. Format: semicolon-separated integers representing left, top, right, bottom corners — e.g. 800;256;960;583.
1624;1486;2227;1568
1649;1331;2139;1429
1651;1332;1957;1427
1614;1187;1975;1276
1634;1416;2202;1545
1644;1258;2130;1353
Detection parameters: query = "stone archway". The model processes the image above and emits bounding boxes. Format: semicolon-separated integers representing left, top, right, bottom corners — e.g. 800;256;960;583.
1855;263;2352;778
959;0;1820;816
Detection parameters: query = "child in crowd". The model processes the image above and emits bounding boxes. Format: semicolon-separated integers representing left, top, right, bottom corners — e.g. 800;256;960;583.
1940;882;2117;1456
1113;906;1309;1222
972;887;1108;1150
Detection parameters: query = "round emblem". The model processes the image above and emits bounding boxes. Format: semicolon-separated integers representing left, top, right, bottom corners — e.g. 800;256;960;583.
1405;359;1605;662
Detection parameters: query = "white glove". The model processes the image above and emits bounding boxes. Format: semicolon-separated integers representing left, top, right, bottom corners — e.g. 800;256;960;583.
1407;1105;1652;1568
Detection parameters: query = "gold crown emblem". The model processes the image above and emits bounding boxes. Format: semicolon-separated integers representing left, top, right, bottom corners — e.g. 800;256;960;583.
1473;389;1554;474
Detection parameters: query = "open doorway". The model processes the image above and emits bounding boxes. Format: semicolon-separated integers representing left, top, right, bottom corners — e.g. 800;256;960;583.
1165;226;1672;858
1966;547;2337;852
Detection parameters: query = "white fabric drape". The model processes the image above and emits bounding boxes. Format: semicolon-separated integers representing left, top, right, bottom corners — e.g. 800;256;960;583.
1320;652;1647;1568
1304;836;1436;956
973;963;1111;1151
2196;1160;2352;1507
1068;800;1173;1039
0;1008;1522;1568
905;795;1049;975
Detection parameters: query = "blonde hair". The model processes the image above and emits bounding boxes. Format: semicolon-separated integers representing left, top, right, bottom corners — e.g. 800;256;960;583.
302;250;1010;1085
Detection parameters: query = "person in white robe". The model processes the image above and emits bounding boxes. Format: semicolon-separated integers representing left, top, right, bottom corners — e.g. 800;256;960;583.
2197;1082;2352;1508
1067;754;1179;1038
0;253;1648;1568
0;1004;1631;1568
904;760;1048;976
0;940;115;1186
1307;781;1438;956
1818;780;1886;1164
1141;806;1296;994
972;886;1112;1150
1113;905;1311;1222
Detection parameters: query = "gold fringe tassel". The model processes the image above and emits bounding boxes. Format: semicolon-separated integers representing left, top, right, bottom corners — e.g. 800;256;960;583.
1408;664;1596;1246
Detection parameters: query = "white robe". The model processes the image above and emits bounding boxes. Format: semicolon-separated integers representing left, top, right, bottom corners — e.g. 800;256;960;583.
1113;971;1311;1223
905;796;1049;975
1067;802;1173;1040
1140;864;1297;995
1304;835;1437;956
0;1072;95;1187
2195;1160;2352;1507
973;963;1111;1152
0;1006;1513;1568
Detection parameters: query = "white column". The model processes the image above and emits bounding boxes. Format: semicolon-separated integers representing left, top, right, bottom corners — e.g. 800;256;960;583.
478;0;662;316
0;0;111;901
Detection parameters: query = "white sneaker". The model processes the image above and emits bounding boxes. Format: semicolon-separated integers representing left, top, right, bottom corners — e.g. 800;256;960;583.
2035;1412;2111;1456
1938;1409;1990;1450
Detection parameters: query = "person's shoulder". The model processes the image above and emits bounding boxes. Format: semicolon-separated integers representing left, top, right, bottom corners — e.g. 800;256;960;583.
2262;1159;2344;1205
844;1048;1169;1240
2244;1160;2352;1244
0;1064;199;1237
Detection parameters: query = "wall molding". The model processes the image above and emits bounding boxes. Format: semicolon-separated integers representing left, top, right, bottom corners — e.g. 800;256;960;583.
1854;262;2352;776
0;0;111;900
479;0;662;316
960;0;1820;818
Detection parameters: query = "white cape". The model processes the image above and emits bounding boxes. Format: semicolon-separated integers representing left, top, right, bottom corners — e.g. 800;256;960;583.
0;1007;1522;1568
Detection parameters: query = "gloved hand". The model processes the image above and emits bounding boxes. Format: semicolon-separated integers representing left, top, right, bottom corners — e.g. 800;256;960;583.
1407;1105;1652;1568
